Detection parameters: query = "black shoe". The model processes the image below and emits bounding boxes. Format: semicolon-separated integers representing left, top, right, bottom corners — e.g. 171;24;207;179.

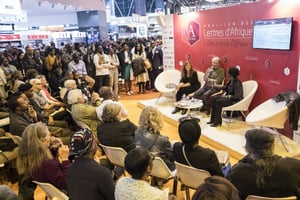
181;109;187;115
205;109;211;115
210;123;222;127
206;121;213;124
172;107;180;114
200;107;206;112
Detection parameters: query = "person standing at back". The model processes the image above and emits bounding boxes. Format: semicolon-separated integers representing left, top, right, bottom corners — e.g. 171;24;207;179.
93;45;110;93
149;39;163;91
117;42;133;96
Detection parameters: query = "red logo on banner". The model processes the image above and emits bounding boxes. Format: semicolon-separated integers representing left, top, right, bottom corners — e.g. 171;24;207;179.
182;20;200;46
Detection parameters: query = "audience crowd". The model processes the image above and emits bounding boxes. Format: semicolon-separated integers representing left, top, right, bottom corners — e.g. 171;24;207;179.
0;38;299;200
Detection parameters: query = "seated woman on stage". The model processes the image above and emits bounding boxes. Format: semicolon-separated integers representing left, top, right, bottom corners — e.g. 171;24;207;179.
173;119;224;176
135;106;175;171
172;61;200;115
227;129;300;199
208;67;243;127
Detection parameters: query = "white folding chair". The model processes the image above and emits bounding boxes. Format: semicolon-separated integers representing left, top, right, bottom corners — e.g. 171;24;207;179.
32;181;69;200
150;157;177;193
246;195;297;200
98;144;127;167
175;161;211;200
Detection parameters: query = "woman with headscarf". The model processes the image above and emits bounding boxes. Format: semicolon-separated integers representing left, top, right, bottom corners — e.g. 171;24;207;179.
173;119;224;176
227;129;300;199
208;67;243;127
66;128;115;200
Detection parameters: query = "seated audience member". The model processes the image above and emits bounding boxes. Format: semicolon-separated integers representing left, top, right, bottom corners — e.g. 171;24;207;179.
97;103;136;152
96;86;128;121
0;185;18;200
68;89;100;138
68;52;95;89
208;67;243;127
192;176;240;200
36;75;64;106
66;128;115;200
24;69;39;82
135;106;175;171
15;85;71;142
13;70;25;93
97;102;136;180
29;78;67;121
188;56;225;115
8;92;70;144
227;129;300;199
17;122;70;192
173;119;223;176
115;148;169;200
172;61;200;115
62;79;78;109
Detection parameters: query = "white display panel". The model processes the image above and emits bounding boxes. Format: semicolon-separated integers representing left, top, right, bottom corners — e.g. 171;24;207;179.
252;17;293;50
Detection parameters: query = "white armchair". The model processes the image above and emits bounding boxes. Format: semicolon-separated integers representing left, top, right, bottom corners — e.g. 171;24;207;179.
222;80;258;130
154;69;181;104
246;98;289;151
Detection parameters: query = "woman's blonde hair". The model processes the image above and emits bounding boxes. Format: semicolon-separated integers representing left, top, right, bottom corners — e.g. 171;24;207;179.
102;103;122;122
17;122;52;174
138;106;163;133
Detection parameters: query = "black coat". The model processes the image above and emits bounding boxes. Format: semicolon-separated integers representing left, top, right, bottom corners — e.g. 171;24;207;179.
173;142;224;177
135;128;175;171
227;155;300;200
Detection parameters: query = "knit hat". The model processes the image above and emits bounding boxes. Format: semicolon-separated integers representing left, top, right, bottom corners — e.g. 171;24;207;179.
18;83;32;92
178;119;201;146
70;128;96;158
245;129;274;150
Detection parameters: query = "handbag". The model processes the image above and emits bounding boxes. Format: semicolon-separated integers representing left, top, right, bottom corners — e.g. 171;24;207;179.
144;59;152;70
182;145;192;166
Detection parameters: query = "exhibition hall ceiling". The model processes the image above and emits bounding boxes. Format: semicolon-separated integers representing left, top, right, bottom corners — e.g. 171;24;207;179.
22;0;106;16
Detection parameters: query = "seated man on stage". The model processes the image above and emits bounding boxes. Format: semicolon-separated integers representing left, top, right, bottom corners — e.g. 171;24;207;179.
188;56;225;115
